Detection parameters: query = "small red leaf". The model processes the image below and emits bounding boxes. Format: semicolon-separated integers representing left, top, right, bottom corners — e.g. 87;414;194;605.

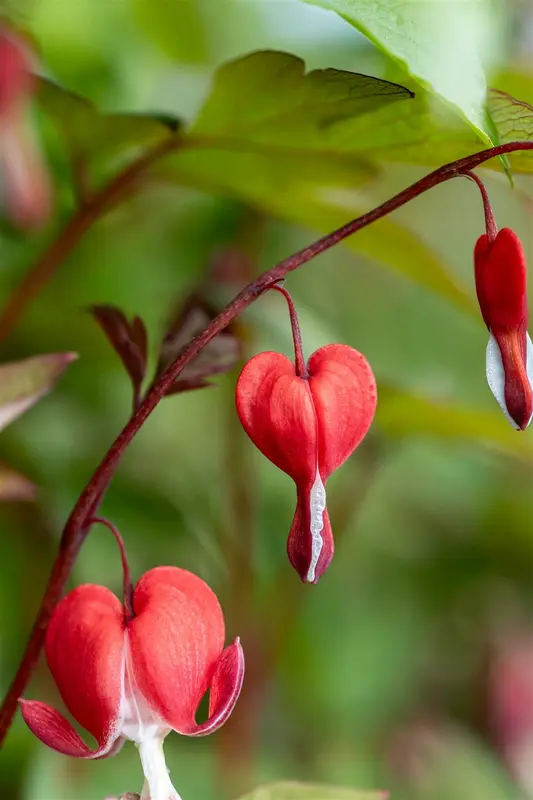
90;305;148;394
157;295;242;395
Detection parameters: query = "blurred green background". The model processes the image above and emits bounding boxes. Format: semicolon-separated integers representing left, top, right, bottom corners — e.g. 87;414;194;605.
1;0;533;798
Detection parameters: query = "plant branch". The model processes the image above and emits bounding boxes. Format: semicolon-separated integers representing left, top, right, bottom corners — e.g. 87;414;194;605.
1;140;532;744
0;134;180;345
464;170;498;241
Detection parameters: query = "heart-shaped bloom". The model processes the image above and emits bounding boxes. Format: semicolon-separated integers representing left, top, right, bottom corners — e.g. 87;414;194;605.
236;343;377;583
20;567;244;800
0;24;51;227
474;227;533;429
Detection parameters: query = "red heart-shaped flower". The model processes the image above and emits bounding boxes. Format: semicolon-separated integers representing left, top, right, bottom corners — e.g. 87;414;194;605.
236;343;377;582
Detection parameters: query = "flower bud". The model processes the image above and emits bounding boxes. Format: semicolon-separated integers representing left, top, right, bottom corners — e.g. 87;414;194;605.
474;228;533;429
0;25;51;227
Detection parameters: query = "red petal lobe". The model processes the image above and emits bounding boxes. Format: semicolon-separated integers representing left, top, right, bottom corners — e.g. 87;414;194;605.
19;700;122;758
474;229;528;332
236;352;317;486
308;344;377;478
184;638;245;736
45;584;125;752
129;567;226;734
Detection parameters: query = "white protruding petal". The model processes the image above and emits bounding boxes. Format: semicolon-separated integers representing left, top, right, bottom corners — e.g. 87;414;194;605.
307;469;327;583
138;737;182;800
486;331;533;429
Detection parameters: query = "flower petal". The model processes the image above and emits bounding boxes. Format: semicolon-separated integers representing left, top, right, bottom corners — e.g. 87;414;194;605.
129;567;226;734
486;330;533;430
45;584;125;752
474;229;528;331
236;352;317;487
308;344;377;479
287;489;334;584
19;700;123;758
183;638;245;736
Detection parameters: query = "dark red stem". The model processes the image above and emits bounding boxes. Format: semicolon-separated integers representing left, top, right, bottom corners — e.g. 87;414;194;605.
1;141;533;745
464;170;499;241
88;517;134;622
271;283;308;378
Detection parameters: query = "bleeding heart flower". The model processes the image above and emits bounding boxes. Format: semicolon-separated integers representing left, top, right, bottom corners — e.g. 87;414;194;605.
236;287;376;583
474;227;533;430
20;566;244;800
0;24;51;227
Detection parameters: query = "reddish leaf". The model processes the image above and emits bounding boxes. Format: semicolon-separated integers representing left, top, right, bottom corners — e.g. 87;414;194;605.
90;305;148;396
0;460;36;502
156;295;241;395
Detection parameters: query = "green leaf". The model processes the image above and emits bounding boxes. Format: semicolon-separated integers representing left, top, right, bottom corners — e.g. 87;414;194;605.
376;385;533;460
300;0;494;145
164;149;474;314
0;352;77;432
37;78;180;165
190;50;414;146
236;783;387;800
486;88;533;173
131;0;209;64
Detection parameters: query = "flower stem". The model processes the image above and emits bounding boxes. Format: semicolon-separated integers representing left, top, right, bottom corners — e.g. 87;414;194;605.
1;141;533;745
88;517;135;622
464;170;499;241
271;283;308;377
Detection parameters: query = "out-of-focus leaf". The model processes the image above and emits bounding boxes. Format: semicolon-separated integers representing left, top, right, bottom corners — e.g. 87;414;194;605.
182;52;531;174
132;0;209;64
161;153;474;315
90;305;148;398
376;384;533;460
157;292;242;394
191;50;413;147
0;352;76;432
236;784;387;800
0;460;35;501
300;0;494;146
37;78;180;166
486;89;533;173
276;195;476;316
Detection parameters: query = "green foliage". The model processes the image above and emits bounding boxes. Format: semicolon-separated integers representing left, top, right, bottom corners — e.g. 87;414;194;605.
0;352;76;500
132;0;209;63
37;78;179;171
190;50;413;143
0;352;76;430
237;784;387;800
300;0;495;144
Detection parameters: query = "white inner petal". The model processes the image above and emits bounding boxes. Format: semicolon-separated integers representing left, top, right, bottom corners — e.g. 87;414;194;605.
138;737;183;800
120;634;179;800
307;468;327;583
486;331;533;429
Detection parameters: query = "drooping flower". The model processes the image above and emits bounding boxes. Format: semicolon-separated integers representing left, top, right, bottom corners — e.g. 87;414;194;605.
20;566;244;800
474;227;533;430
0;24;51;227
235;286;377;583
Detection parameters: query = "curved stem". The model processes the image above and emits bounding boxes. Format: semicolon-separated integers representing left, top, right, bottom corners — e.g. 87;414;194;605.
271;284;307;378
88;517;134;622
0;134;180;344
464;170;499;241
1;141;533;744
